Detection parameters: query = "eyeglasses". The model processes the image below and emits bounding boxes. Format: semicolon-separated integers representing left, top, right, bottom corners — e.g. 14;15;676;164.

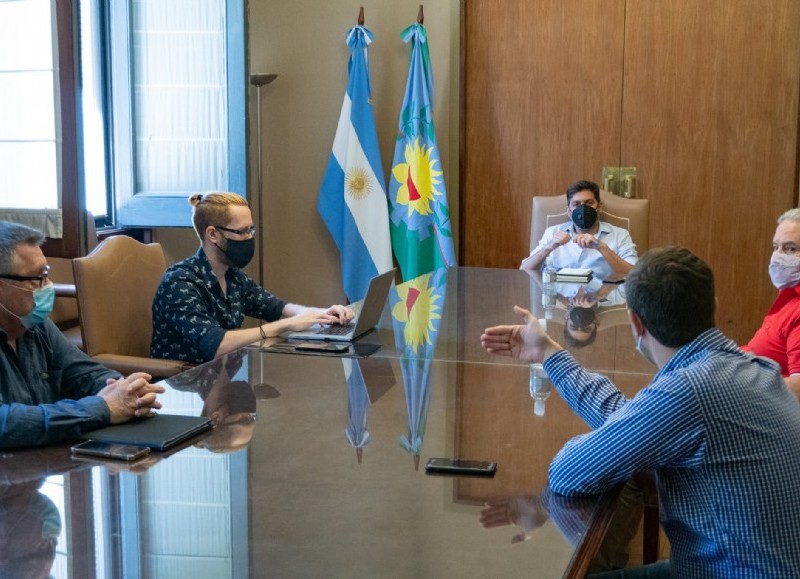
0;264;51;289
569;200;599;210
214;225;256;237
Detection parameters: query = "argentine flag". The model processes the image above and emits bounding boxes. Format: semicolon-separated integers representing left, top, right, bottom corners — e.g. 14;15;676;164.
318;26;393;303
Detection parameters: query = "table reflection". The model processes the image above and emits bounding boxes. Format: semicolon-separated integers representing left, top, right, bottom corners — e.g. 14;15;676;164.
166;350;257;453
0;478;61;579
0;267;659;578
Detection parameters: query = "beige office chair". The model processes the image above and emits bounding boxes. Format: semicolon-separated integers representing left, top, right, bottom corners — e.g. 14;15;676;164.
73;235;190;378
48;257;84;350
45;211;100;351
530;192;650;253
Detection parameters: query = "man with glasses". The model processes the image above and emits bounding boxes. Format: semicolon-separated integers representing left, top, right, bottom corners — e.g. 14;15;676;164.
151;192;354;364
0;221;164;449
521;180;638;282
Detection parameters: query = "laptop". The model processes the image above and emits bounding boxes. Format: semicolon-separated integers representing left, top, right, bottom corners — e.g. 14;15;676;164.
287;268;396;342
80;414;214;451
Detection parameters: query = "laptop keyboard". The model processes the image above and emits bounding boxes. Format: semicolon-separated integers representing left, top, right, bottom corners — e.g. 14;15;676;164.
316;322;355;336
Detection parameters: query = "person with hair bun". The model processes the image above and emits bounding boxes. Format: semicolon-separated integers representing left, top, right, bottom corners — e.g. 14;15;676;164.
151;192;353;364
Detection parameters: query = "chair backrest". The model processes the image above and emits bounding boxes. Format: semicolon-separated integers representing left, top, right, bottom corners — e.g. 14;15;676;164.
73;236;167;359
48;257;79;327
530;192;650;253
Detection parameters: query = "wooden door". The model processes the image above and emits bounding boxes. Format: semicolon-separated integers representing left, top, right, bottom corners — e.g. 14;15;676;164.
460;0;626;269
460;0;800;343
620;1;800;342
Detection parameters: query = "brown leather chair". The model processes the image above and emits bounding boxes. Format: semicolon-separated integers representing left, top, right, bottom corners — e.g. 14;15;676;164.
530;192;650;254
46;212;99;351
72;235;189;378
48;257;84;350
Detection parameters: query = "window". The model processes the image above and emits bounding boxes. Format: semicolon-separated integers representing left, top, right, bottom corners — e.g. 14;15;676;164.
106;0;247;227
0;0;62;236
0;0;246;251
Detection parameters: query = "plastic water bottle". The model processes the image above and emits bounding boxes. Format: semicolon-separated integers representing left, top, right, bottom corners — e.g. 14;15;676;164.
529;363;552;417
541;256;557;320
542;256;557;285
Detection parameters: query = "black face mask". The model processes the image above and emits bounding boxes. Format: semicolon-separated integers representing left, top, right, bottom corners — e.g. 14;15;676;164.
571;204;598;230
217;237;255;269
569;306;597;329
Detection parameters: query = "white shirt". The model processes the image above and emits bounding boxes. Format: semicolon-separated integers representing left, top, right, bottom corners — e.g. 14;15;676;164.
528;221;638;282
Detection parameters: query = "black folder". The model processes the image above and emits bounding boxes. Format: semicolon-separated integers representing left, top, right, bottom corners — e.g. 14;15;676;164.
80;414;213;451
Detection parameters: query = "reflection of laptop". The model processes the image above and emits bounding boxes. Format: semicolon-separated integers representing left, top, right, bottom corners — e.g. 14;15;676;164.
287;268;396;342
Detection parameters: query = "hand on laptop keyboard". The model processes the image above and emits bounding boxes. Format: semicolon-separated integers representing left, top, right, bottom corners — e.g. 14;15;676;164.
282;305;355;333
323;304;355;324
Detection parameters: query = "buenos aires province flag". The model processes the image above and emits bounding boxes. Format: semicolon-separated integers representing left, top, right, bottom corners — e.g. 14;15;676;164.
388;23;456;281
318;26;393;303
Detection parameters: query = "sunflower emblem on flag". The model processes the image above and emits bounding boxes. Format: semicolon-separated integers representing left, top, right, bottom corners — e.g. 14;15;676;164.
391;272;442;355
388;23;456;281
391;139;443;217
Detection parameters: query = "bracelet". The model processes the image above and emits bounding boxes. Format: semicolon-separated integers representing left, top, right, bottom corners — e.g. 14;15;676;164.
259;323;267;341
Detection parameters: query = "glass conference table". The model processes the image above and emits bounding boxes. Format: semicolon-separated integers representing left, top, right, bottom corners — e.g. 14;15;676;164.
0;268;655;578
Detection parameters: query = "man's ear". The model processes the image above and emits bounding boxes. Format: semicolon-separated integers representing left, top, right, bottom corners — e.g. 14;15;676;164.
205;225;220;244
627;308;645;337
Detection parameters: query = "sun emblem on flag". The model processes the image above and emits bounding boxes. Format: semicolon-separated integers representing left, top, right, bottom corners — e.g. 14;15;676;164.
391;139;443;216
391;273;442;354
346;166;372;200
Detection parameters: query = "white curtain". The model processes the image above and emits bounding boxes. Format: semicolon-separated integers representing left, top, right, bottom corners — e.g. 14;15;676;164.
132;0;228;195
0;0;62;237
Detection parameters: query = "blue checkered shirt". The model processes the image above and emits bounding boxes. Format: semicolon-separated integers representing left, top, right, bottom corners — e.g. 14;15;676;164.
544;328;800;577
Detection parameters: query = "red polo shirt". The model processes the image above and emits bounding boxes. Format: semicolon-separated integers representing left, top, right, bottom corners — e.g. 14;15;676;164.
742;285;800;376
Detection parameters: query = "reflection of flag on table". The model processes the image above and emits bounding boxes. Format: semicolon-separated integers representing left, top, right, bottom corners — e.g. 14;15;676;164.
390;268;448;468
343;357;371;464
318;25;393;302
389;24;456;282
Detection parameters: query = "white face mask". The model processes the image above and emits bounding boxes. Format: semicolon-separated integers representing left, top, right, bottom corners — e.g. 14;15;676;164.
636;333;657;366
768;252;800;290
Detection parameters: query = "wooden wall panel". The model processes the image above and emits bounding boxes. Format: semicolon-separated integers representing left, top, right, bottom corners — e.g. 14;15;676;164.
621;1;800;343
461;0;800;343
461;0;626;269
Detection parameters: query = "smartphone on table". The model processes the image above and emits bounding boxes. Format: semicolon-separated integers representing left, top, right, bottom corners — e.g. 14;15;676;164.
424;457;497;476
71;440;151;461
292;341;350;353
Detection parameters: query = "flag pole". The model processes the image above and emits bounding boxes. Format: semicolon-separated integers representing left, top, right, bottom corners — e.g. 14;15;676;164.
249;73;278;285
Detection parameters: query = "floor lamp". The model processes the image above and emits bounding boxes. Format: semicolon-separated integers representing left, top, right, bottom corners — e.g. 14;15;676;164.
250;73;277;393
249;72;277;286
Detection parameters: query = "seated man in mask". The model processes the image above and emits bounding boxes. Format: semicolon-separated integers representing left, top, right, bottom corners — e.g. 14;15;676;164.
151;192;354;364
742;208;800;400
521;180;637;281
0;221;163;449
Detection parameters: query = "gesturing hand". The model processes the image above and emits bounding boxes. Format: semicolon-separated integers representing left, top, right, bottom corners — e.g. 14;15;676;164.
550;230;571;250
481;306;563;363
480;495;549;544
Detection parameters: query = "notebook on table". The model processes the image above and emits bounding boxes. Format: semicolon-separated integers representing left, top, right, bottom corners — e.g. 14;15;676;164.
555;268;593;283
80;414;213;451
287;268;396;342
